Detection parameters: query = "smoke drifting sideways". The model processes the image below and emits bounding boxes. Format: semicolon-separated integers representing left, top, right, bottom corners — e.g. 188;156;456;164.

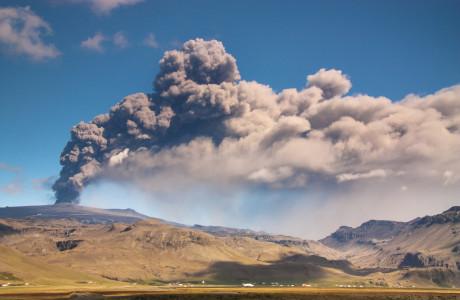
53;38;460;208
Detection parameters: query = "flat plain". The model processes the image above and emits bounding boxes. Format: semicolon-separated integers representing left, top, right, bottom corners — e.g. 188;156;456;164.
0;285;460;299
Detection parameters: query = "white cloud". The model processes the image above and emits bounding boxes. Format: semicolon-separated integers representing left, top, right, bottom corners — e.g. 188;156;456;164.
108;149;129;167
0;6;61;61
143;33;159;48
1;180;24;195
65;0;145;14
113;31;129;49
248;166;294;184
443;170;459;186
336;169;389;183
80;32;107;52
0;163;23;173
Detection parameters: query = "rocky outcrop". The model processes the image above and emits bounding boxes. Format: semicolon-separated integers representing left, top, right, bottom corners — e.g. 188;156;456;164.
0;222;19;237
56;239;83;251
321;220;406;247
398;252;452;269
402;268;459;287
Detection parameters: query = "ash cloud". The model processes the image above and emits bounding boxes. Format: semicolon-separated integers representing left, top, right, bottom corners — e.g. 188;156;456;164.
53;38;460;206
306;68;351;100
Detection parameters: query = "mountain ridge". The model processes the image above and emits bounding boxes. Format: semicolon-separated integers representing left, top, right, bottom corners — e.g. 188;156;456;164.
0;204;344;259
0;217;363;285
0;203;150;224
0;204;459;287
320;206;460;272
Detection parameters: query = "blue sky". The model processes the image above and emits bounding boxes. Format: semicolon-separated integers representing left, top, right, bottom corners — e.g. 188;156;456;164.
1;0;459;238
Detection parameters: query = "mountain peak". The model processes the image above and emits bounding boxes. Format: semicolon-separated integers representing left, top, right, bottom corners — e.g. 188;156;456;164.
413;206;460;227
445;206;460;213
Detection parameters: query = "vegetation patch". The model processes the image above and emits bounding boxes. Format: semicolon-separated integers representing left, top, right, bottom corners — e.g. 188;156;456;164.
0;271;21;281
126;278;169;286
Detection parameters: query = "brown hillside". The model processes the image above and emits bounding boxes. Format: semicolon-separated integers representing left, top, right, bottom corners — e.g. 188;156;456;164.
0;245;112;285
0;218;354;283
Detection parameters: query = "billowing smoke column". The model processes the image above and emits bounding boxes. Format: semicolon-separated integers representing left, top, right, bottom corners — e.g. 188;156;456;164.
53;38;460;204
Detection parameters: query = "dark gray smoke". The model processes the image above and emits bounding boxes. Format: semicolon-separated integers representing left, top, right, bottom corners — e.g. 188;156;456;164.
53;39;241;203
53;38;460;204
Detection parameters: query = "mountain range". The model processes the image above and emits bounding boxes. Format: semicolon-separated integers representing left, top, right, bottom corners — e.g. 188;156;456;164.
0;204;458;288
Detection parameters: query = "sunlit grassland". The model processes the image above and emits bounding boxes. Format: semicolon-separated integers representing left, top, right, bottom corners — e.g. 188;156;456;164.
0;285;459;299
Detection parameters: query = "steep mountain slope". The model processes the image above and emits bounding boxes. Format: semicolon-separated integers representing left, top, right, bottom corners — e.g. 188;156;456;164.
320;207;460;270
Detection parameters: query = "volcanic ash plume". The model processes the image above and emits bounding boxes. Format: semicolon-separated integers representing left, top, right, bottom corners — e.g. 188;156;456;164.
53;38;460;204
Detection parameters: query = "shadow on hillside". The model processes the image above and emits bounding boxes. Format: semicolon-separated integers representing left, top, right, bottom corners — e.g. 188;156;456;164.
282;254;396;276
193;254;395;282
